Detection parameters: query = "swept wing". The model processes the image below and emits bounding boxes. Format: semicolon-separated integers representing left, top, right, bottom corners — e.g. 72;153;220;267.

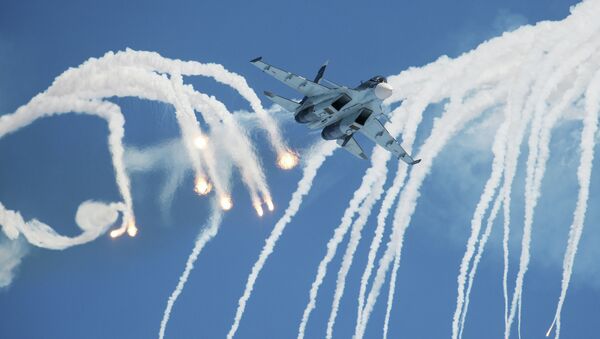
250;57;330;97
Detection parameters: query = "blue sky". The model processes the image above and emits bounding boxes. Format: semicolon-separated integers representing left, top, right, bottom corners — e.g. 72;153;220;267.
1;0;598;338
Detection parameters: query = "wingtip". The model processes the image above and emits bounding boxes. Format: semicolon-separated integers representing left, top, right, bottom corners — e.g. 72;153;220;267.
411;159;422;165
250;56;262;63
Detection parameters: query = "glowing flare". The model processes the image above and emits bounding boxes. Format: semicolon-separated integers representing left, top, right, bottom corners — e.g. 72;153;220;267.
277;151;299;170
194;176;213;195
193;135;209;149
265;199;274;212
220;196;233;211
127;221;138;237
254;203;264;217
110;227;126;238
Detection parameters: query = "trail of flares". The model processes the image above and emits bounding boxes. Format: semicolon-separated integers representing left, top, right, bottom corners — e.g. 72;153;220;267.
64;49;289;156
182;84;276;213
0;97;133;247
451;106;511;339
353;104;413;334
48;61;279;216
505;7;600;336
227;141;336;339
159;205;223;339
326;173;387;339
458;189;503;339
356;161;408;336
370;19;525;336
357;87;505;338
297;149;390;339
546;70;600;339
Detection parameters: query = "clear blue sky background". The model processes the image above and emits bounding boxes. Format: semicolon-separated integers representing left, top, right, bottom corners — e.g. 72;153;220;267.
1;0;598;338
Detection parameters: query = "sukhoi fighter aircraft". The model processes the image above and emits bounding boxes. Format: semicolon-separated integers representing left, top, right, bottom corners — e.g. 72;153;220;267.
250;57;420;165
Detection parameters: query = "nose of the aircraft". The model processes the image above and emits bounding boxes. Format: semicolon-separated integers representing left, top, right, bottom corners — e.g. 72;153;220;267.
374;82;393;100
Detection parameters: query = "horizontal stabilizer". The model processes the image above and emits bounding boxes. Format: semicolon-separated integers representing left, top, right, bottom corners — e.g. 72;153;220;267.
264;91;301;112
337;135;368;160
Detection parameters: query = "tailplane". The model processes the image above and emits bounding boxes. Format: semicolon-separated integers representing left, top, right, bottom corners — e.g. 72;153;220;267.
264;91;301;112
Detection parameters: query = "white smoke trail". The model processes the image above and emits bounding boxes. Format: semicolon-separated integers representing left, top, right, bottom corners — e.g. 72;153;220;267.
159;204;223;339
227;141;337;339
297;149;390;339
451;109;511;339
504;6;600;336
183;85;273;207
0;236;28;288
357;87;506;338
51;61;272;212
63;49;288;155
516;46;600;339
535;58;600;339
546;70;600;338
371;20;531;335
170;73;229;200
458;188;504;339
356;161;407;332
325;172;387;339
0;96;132;247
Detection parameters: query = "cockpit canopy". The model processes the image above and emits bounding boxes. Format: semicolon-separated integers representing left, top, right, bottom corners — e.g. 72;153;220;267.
370;75;387;83
356;75;388;90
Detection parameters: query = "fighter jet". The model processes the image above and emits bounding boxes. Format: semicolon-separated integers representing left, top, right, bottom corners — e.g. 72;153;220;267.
250;57;420;165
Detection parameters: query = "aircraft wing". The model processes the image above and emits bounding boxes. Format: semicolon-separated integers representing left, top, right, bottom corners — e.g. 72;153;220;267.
359;118;421;165
337;135;368;160
251;57;331;97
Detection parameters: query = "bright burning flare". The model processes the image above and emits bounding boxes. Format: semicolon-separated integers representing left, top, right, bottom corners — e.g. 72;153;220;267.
194;176;213;195
126;219;138;237
220;196;233;211
277;150;298;170
193;135;209;149
265;199;274;212
254;202;264;217
110;227;126;238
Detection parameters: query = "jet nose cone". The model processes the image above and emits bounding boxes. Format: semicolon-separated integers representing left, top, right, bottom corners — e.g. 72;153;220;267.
374;82;393;100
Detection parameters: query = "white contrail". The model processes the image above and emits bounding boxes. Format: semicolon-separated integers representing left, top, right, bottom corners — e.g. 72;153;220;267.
546;70;600;339
451;107;511;339
536;58;600;339
297;149;390;339
458;187;504;339
357;87;505;338
159;205;223;339
171;73;226;194
382;238;401;339
0;96;132;247
515;42;600;339
324;160;389;339
356;160;407;332
51;61;273;213
504;5;600;336
227;141;336;339
183;83;274;209
67;49;288;155
384;93;506;338
371;20;527;336
354;103;413;333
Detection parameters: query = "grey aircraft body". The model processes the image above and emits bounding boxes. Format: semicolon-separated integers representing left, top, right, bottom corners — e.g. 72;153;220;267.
250;57;420;165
